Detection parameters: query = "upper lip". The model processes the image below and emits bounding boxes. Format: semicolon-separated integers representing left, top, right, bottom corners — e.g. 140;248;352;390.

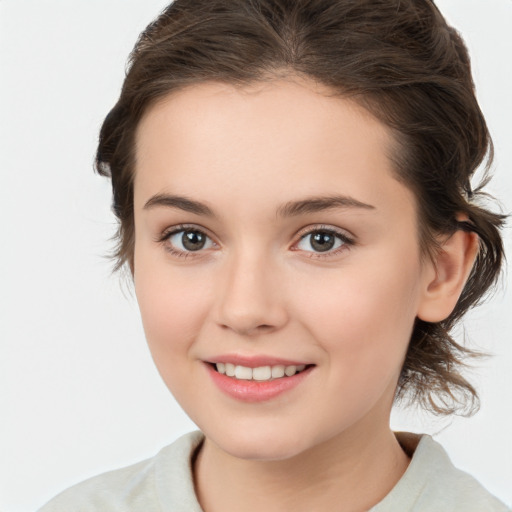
205;354;312;368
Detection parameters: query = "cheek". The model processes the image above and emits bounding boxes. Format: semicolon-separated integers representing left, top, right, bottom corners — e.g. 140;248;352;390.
292;258;421;383
134;261;212;369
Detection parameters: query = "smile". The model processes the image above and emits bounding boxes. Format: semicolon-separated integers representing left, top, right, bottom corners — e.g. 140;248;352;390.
206;360;315;402
215;363;307;381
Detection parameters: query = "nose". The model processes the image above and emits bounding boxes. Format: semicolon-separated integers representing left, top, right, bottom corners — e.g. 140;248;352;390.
214;250;289;337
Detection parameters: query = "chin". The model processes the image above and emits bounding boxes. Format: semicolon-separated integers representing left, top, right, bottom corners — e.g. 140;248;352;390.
220;435;306;461
200;419;323;462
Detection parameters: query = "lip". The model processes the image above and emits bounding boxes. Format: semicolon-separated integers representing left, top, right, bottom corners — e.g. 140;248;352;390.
204;361;314;403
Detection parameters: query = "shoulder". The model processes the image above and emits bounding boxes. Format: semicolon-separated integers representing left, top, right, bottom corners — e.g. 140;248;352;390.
37;431;204;512
373;433;510;512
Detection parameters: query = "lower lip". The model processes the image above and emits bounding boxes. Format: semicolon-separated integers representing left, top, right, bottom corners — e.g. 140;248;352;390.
205;364;314;402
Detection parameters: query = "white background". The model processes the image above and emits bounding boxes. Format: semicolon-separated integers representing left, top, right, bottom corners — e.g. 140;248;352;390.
0;1;511;510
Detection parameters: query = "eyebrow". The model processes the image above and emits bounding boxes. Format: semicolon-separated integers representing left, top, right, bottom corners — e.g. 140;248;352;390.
277;195;375;217
143;194;215;216
142;193;375;217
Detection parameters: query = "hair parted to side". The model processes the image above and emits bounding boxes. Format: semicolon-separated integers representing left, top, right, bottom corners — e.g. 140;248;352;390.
96;0;505;415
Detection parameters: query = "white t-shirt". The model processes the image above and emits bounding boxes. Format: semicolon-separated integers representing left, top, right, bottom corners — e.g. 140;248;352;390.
38;431;509;512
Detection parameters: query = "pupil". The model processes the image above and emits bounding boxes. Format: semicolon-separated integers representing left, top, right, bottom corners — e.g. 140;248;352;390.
182;231;206;251
311;232;335;252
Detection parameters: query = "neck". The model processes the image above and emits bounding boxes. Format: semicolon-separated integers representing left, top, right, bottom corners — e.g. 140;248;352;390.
193;420;410;512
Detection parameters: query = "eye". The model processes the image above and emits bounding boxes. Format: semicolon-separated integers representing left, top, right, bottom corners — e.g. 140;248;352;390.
163;227;215;254
295;228;352;254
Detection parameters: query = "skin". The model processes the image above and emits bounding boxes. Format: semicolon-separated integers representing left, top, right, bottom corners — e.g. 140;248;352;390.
132;78;477;512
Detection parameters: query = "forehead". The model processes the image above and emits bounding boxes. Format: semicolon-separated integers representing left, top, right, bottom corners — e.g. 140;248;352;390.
135;78;392;166
133;78;416;221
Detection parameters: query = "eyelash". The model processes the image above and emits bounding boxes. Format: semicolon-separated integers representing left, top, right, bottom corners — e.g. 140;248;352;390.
157;224;355;259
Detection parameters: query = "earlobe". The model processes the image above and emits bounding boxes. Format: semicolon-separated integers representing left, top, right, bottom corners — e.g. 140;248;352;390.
417;228;479;323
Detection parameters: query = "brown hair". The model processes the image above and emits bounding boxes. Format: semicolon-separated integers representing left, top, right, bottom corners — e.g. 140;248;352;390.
96;0;505;415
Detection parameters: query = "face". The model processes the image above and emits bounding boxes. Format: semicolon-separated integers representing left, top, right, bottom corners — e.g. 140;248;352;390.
133;79;432;461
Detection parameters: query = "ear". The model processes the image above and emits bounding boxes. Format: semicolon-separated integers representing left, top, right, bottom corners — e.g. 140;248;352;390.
417;225;479;323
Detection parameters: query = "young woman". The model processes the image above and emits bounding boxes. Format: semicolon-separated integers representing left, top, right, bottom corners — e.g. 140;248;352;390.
38;0;509;510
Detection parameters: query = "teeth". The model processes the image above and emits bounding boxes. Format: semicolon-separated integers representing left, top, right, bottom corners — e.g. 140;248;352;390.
252;366;271;381
235;365;253;380
284;365;296;376
215;363;307;381
271;365;285;378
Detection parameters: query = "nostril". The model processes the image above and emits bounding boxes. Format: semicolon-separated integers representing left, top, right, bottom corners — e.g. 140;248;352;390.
219;322;277;336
